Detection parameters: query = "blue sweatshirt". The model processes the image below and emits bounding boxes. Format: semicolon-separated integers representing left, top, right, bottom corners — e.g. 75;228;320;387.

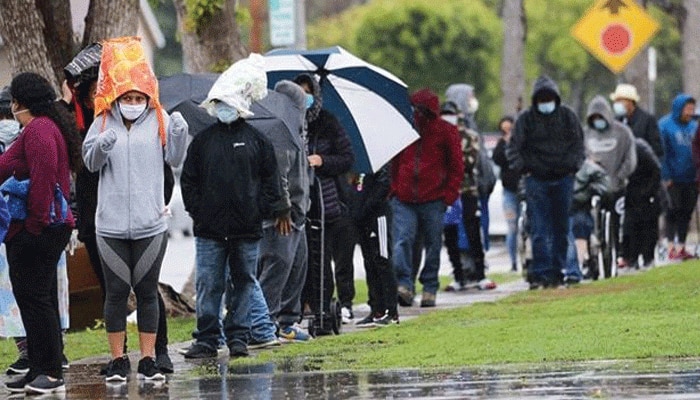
659;94;697;183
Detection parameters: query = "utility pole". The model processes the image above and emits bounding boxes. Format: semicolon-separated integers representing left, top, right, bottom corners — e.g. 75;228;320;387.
295;0;306;49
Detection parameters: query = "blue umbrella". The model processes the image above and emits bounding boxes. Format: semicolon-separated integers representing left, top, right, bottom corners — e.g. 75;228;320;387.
264;46;419;173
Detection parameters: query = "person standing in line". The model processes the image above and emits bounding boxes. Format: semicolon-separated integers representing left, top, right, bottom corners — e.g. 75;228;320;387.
1;72;82;395
180;54;288;358
659;94;698;260
82;37;188;382
251;80;312;344
63;65;174;374
491;116;520;272
625;138;662;268
610;83;663;159
294;73;355;334
440;101;496;292
350;165;399;327
507;75;585;289
390;88;463;307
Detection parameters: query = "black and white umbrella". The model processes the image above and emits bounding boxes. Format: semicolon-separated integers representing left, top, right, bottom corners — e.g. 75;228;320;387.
265;46;418;174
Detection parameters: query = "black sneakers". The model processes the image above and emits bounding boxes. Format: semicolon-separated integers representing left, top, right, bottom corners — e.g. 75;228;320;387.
105;355;131;382
5;375;30;393
6;356;30;375
137;357;165;381
180;343;218;359
25;374;65;395
155;353;174;374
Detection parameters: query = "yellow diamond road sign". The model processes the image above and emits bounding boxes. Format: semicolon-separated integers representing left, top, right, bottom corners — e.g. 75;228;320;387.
571;0;660;74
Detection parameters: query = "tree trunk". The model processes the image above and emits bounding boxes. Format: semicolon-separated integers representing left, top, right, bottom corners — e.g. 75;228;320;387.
36;0;75;84
500;0;526;116
0;0;57;88
681;0;700;96
83;0;140;46
173;0;248;73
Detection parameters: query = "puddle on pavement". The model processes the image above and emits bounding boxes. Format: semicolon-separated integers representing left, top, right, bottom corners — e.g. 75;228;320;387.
26;357;700;399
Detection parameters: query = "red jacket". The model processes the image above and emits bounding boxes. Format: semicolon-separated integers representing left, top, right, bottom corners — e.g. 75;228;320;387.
0;117;75;240
391;89;463;205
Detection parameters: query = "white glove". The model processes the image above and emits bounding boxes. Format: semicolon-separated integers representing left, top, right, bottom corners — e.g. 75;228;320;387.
170;111;188;135
66;229;79;256
98;128;118;152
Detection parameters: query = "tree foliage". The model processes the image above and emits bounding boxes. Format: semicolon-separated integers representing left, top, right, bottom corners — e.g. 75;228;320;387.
308;0;683;129
308;0;502;128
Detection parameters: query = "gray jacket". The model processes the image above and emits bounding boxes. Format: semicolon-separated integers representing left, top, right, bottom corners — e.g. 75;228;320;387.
82;105;188;239
250;81;310;228
584;95;637;193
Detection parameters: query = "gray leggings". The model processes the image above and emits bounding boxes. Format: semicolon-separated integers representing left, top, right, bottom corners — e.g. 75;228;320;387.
97;232;167;333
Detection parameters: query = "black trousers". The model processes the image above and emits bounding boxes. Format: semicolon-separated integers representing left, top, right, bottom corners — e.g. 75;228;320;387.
7;225;71;380
625;216;658;265
666;182;698;244
303;215;357;320
357;215;397;318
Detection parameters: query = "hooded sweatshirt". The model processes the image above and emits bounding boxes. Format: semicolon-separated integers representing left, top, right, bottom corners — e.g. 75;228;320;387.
659;93;697;183
390;89;463;205
82;104;188;240
584;95;637;193
507;75;585;180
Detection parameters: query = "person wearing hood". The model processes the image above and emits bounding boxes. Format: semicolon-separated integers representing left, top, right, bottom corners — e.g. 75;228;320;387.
294;73;355;335
180;54;288;357
583;95;637;271
507;75;585;289
82;37;188;382
610;83;663;159
625;138;662;268
390;88;463;307
252;80;313;343
659;94;698;260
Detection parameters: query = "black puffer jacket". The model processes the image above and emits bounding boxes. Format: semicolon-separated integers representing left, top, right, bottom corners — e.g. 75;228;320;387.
507;75;585;180
181;120;288;240
307;109;354;221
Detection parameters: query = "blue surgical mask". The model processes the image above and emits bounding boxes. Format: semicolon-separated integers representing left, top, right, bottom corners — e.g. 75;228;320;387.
537;101;556;114
592;118;608;131
305;94;314;110
215;102;239;124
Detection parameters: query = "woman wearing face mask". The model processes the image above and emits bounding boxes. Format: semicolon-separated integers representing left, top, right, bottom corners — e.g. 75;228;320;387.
0;72;82;395
82;37;188;383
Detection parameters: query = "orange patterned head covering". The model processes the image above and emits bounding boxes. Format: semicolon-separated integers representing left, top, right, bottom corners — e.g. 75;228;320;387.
94;36;165;145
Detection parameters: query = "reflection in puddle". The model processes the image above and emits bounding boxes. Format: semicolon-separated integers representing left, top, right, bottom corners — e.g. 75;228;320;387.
39;358;700;399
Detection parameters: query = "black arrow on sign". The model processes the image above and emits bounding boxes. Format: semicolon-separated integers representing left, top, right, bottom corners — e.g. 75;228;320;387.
601;0;628;14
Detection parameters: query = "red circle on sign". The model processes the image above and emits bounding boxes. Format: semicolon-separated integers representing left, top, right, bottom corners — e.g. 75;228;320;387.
601;24;631;55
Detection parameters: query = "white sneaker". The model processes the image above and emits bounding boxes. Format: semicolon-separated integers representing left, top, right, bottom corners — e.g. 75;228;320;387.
341;307;354;324
444;281;465;292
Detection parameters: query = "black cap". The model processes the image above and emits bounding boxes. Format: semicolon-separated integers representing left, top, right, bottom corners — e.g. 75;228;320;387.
0;86;11;116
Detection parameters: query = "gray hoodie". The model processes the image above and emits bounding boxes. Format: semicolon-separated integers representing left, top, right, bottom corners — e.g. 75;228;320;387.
584;95;637;193
82;105;188;240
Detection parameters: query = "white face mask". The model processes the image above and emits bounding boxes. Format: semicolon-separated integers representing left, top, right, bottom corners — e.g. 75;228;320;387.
441;115;458;126
612;101;627;117
119;102;147;121
467;97;479;114
0;119;20;145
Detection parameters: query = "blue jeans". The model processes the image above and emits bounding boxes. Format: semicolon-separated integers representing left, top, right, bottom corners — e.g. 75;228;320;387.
525;175;573;285
565;225;584;282
194;237;259;350
479;194;491;251
391;198;445;294
502;189;519;269
246;280;278;343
